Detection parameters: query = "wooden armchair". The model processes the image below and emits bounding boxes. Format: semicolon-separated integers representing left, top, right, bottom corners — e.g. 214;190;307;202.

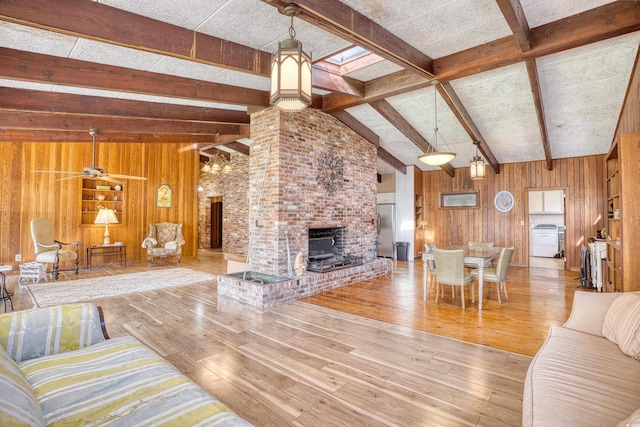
141;222;185;264
30;218;81;279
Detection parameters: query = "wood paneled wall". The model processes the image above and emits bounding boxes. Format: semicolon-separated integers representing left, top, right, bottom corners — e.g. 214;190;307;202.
419;155;606;271
0;141;199;269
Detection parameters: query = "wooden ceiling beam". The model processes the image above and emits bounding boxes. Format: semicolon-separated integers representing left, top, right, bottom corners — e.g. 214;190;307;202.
0;130;219;144
0;47;269;107
370;100;454;177
331;110;408;174
0;87;250;124
377;147;407;175
436;82;500;174
525;60;553;171
0;0;360;97
435;1;640;80
323;1;640;111
261;0;435;78
495;0;531;52
330;110;380;147
0;0;270;75
222;141;251;156
0;110;244;135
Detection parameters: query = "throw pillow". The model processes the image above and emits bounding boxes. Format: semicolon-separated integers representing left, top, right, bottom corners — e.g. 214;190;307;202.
602;293;640;359
0;345;45;426
617;407;640;427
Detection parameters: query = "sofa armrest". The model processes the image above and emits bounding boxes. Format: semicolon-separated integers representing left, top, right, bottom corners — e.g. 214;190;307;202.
0;303;107;363
563;291;624;336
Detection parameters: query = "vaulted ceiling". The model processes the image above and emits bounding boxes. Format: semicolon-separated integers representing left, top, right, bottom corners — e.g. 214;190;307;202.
1;0;639;177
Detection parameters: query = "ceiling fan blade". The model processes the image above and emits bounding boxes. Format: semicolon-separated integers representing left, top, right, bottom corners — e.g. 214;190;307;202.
56;175;87;182
32;170;82;175
107;173;147;181
97;175;123;185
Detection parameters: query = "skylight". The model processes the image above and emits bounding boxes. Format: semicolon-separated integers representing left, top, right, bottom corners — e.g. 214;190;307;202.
325;46;370;65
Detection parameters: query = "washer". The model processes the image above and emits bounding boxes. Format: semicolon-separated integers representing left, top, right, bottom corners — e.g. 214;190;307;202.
532;224;559;257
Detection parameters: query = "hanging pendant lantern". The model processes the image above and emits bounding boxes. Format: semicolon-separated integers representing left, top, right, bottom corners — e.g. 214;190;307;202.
470;141;486;180
270;5;312;112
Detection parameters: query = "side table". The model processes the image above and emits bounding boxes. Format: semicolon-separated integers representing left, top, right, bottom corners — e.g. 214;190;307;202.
0;265;14;312
18;262;48;285
86;245;127;270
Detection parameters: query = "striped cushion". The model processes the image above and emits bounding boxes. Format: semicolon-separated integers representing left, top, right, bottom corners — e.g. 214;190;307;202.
0;304;106;363
0;345;44;426
603;293;640;359
19;336;251;426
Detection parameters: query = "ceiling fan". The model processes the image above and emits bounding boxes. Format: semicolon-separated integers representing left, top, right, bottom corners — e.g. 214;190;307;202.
32;129;147;184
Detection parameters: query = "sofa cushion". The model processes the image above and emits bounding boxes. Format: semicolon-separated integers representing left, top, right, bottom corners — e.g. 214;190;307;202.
602;293;640;359
0;345;45;426
523;325;640;427
19;336;251;426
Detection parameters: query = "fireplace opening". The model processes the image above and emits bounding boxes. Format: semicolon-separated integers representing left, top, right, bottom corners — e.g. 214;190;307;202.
307;227;362;272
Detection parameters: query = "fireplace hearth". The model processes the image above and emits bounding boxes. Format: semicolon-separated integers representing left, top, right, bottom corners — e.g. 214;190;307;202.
307;254;363;273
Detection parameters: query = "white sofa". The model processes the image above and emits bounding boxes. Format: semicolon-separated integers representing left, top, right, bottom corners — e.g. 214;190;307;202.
523;291;640;426
0;303;252;426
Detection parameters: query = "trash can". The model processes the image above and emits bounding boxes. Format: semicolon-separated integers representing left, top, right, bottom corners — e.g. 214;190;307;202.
395;242;410;261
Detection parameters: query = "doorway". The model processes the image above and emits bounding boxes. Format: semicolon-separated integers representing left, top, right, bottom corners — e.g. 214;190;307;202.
210;197;223;249
527;188;566;270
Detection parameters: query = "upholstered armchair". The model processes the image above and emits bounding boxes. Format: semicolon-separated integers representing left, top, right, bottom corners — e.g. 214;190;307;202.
30;218;81;279
141;222;185;264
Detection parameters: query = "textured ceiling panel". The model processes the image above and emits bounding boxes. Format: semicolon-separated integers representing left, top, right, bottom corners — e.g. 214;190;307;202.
538;33;640;158
520;0;616;27
95;0;230;31
0;21;76;56
451;63;543;163
70;38;162;70
344;0;512;59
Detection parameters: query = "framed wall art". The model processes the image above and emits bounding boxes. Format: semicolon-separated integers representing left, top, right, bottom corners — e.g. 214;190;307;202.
440;191;479;209
156;184;172;208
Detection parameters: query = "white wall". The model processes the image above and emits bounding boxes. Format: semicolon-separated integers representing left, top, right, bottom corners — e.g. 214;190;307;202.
395;167;415;259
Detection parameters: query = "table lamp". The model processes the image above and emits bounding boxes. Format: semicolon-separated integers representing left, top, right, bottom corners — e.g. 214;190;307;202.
94;208;118;245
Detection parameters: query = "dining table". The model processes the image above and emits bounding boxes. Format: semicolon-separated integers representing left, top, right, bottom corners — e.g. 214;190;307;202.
421;245;502;310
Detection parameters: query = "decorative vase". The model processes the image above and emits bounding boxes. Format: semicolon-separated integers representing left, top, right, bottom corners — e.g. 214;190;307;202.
97;195;105;201
114;184;122;191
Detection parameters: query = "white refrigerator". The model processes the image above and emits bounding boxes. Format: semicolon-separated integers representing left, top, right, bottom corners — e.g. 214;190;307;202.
377;204;395;258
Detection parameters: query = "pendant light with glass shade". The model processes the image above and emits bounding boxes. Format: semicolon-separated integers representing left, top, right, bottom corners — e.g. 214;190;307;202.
470;141;486;180
418;80;456;166
270;5;312;112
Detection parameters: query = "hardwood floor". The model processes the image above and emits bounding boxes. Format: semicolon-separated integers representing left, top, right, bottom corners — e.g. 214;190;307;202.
2;253;583;426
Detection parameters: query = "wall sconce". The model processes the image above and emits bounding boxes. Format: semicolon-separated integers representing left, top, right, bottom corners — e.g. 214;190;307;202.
270;5;312;111
470;141;486;180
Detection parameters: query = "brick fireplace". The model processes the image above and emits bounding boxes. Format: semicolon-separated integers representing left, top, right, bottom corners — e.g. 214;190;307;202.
217;107;392;308
246;107;379;276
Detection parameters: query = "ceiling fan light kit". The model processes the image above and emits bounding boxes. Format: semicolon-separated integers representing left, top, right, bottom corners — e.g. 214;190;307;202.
418;80;456;167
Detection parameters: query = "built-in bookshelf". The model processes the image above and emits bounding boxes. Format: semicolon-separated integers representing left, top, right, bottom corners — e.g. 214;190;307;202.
81;179;125;226
604;134;640;292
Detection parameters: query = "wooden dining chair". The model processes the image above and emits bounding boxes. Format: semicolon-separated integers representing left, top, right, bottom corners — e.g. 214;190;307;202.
423;243;437;300
432;249;475;309
470;247;514;304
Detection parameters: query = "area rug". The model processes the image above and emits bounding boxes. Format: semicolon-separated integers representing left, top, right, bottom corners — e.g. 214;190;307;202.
26;268;218;308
